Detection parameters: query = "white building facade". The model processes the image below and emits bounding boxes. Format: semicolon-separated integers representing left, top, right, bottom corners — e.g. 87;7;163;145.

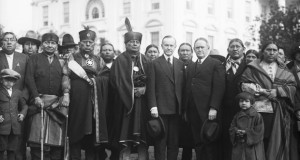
31;0;269;57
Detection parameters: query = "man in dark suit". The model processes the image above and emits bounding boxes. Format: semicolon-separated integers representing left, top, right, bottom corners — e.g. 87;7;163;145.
0;32;29;94
183;38;225;160
147;35;185;160
0;32;29;160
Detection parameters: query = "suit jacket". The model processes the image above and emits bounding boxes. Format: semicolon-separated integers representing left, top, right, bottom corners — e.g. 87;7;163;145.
147;55;185;115
183;56;225;121
0;86;28;135
0;50;29;91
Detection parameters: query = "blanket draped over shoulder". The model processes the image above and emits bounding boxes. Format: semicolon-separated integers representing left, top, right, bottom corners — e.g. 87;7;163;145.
240;60;296;160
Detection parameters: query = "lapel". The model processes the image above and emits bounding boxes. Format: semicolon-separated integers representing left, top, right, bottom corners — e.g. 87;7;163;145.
158;56;174;83
12;52;20;70
173;58;180;84
0;51;9;69
0;86;10;99
233;58;247;81
194;57;211;77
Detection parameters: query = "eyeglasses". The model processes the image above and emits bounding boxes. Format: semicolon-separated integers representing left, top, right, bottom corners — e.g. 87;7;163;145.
43;41;57;46
2;38;16;42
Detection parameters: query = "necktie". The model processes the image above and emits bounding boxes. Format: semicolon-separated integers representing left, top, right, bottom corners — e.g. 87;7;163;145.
198;59;202;64
168;58;172;67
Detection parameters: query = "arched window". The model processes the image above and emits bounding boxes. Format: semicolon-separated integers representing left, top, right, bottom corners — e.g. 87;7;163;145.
85;0;105;20
92;7;99;19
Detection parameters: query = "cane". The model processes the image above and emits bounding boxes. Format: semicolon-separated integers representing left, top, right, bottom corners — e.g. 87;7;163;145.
41;104;44;160
64;112;69;160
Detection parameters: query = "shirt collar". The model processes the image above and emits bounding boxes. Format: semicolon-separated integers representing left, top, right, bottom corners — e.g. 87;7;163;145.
164;54;174;64
5;52;14;57
106;62;113;69
227;56;243;64
198;54;209;64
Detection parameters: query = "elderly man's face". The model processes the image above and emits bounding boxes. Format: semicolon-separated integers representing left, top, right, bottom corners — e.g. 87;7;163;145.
227;42;245;60
24;41;38;56
126;40;141;52
179;44;193;62
2;34;17;54
79;40;95;53
42;41;57;54
194;40;209;59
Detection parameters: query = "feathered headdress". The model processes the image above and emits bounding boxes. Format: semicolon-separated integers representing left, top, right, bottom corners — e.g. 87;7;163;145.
124;17;142;43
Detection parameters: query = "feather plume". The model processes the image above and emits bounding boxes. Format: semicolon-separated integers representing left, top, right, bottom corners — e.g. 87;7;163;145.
82;24;90;30
125;17;133;32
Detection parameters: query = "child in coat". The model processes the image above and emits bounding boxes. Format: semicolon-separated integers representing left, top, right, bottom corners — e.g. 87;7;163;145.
229;92;265;160
0;69;28;160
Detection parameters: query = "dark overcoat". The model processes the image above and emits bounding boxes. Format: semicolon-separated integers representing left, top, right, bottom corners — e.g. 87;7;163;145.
0;87;28;135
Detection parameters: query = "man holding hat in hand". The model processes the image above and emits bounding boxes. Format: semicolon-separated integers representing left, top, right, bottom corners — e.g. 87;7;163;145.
18;30;41;57
25;32;69;160
183;37;225;160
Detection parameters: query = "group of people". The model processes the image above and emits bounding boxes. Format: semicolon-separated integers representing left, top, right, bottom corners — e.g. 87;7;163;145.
0;20;300;160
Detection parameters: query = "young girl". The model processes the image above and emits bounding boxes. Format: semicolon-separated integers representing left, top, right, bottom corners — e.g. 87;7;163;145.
229;92;265;160
0;69;27;160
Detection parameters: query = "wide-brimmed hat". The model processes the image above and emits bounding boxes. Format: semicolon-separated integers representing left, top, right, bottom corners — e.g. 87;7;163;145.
200;119;220;143
18;30;41;46
0;69;21;80
58;34;77;51
147;116;165;139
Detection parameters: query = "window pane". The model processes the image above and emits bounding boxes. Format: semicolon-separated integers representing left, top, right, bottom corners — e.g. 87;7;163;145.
151;32;159;47
245;0;251;22
186;32;193;45
92;7;99;19
63;2;69;23
152;2;160;10
227;0;234;19
186;0;193;10
123;1;131;14
207;0;214;15
43;5;48;26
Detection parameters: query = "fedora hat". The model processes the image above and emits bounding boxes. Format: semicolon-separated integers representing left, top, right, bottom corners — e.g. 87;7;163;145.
200;119;220;143
147;116;165;139
18;30;41;46
0;69;21;80
60;34;77;48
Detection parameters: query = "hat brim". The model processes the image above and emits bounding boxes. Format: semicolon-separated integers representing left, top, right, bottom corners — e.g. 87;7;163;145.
200;119;220;143
147;116;165;139
18;37;41;46
1;75;19;80
58;44;77;50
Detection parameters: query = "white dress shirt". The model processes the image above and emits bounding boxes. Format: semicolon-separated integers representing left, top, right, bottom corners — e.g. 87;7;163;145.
5;53;14;69
164;54;174;64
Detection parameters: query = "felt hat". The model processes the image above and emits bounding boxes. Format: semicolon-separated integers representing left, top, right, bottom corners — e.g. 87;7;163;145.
0;69;21;80
18;30;41;46
124;17;142;44
79;26;96;42
41;33;59;44
147;116;165;139
58;34;77;51
200;119;220;143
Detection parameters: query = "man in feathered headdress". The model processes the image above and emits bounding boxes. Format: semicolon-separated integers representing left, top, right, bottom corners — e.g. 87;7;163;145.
109;18;151;159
